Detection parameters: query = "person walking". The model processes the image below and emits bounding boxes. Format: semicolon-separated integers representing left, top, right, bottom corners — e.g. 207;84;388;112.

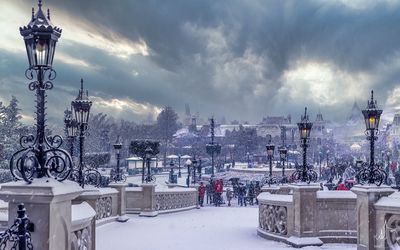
214;179;223;206
206;182;213;205
198;182;206;207
238;183;246;206
248;183;255;205
226;188;233;206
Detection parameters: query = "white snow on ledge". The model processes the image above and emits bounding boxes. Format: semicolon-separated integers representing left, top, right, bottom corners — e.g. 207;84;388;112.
317;191;356;199
257;193;293;203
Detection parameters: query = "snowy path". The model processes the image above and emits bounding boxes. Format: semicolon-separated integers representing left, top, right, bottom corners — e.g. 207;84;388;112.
96;206;356;250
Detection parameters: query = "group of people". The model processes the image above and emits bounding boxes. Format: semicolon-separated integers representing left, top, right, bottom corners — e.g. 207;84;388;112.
197;179;261;207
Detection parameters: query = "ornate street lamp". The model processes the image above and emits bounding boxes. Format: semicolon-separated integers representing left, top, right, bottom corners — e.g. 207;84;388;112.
110;136;126;183
206;117;221;177
192;157;197;184
262;143;277;186
178;154;182;178
291;107;317;183
197;158;202;179
70;79;102;188
64;108;78;157
356;90;387;186
185;159;192;187
10;0;73;183
144;147;154;183
279;146;288;183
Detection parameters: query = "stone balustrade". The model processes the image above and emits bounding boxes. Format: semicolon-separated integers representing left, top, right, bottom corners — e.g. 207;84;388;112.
258;184;357;248
73;187;119;226
71;202;96;250
155;188;198;212
126;185;198;216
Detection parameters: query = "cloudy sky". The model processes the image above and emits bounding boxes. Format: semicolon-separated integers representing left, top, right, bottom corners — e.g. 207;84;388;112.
1;0;400;125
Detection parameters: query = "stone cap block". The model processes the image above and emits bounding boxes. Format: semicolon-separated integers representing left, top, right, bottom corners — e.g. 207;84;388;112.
0;179;83;204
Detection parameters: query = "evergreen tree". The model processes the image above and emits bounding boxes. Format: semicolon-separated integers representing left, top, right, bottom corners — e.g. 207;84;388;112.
155;106;179;166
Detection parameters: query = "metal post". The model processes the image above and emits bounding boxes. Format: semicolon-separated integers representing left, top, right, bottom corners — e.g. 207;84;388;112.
78;124;85;188
36;68;46;178
142;158;145;183
116;149;121;180
302;139;308;182
146;156;151;182
269;155;273;177
17;204;28;250
178;155;181;178
369;133;375;184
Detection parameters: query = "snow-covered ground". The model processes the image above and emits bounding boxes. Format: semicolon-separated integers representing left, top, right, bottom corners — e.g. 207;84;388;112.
97;206;356;250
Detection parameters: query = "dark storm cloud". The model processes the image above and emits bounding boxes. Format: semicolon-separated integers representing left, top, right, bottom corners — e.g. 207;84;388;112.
5;0;400;124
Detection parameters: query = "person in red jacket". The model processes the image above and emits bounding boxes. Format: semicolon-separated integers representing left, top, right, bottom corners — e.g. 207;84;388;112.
198;182;206;207
213;179;223;206
336;179;349;191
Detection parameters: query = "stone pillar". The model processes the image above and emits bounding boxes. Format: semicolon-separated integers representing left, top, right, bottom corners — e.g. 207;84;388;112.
190;184;200;208
109;183;129;222
289;183;323;247
351;185;394;250
140;183;158;217
0;179;82;250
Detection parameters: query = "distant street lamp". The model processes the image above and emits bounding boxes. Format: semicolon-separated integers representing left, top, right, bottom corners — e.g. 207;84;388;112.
291;107;317;183
198;158;203;178
11;0;73;183
178;154;182;178
64;108;77;157
192;157;197;184
185;159;192;187
279;146;288;183
110;136;126;183
145;147;154;183
206;117;221;177
262;142;277;186
356;90;387;186
71;79;99;188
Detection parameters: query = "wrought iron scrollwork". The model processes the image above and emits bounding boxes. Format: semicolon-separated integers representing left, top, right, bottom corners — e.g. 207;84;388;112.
356;162;387;186
70;167;103;188
261;176;278;186
0;203;33;250
291;167;318;184
110;168;127;183
10;138;73;183
11;67;73;183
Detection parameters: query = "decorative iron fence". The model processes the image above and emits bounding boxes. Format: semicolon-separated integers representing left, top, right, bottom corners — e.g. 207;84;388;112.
0;203;33;250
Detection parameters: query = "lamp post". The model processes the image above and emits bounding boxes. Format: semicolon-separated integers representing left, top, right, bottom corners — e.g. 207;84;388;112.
279;146;288;183
198;158;202;179
262;142;278;186
178;154;182;178
185;159;192;187
10;0;73;183
246;152;250;167
169;160;175;183
64;108;77;157
356;90;387;186
206;117;221;177
192;157;197;184
319;150;322;179
71;79;94;188
111;136;125;182
291;107;317;183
